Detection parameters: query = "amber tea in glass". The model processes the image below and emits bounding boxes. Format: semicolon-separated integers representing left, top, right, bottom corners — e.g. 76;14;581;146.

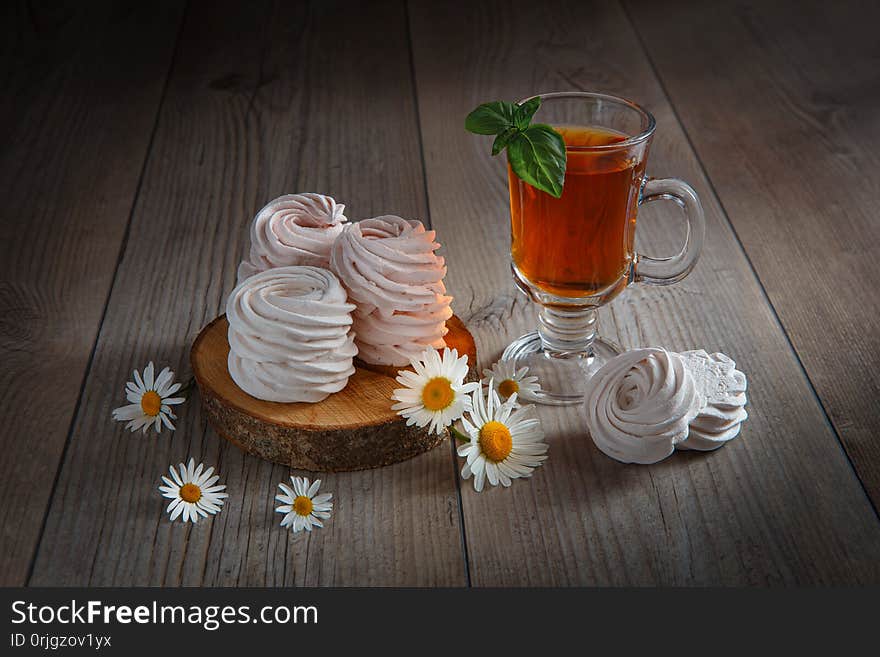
503;92;705;405
509;125;647;299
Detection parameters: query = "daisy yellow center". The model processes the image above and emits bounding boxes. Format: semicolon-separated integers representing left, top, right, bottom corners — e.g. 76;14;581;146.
293;495;313;516
141;390;162;417
479;421;513;463
421;377;455;411
498;378;519;398
179;483;201;503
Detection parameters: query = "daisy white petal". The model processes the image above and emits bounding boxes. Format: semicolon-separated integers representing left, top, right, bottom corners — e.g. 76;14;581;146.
457;382;548;492
158;458;226;524
483;359;542;403
197;467;215;485
111;362;187;435
154;367;172;393
276;476;333;533
392;347;474;435
125;417;146;433
112;404;142;421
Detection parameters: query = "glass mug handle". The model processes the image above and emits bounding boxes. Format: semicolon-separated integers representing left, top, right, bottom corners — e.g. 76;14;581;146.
633;177;706;285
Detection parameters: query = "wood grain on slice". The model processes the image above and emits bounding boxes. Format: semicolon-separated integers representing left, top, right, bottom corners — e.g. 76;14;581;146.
626;0;880;507
409;0;880;584
192;315;476;471
0;1;183;585
30;0;466;586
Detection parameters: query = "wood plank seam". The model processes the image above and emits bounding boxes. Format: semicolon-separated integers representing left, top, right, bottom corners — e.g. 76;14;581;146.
619;0;880;522
403;0;472;587
22;2;191;586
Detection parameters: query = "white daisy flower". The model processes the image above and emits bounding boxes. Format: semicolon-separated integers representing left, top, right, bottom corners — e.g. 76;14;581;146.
158;458;227;523
275;476;333;532
482;359;541;403
112;361;185;434
391;347;480;435
458;381;549;492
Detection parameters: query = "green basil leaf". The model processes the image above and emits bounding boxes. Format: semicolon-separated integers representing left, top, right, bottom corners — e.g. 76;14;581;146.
491;127;518;155
514;96;541;131
465;101;518;135
507;124;567;198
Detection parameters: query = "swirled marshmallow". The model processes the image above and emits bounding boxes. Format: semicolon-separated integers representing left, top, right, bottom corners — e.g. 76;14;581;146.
676;350;748;451
330;215;452;366
226;266;356;403
237;193;347;283
585;348;701;464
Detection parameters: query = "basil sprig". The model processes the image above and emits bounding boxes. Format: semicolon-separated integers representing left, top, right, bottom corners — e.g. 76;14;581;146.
465;97;566;198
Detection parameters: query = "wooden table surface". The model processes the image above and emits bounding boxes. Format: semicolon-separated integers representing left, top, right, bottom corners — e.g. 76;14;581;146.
3;0;879;586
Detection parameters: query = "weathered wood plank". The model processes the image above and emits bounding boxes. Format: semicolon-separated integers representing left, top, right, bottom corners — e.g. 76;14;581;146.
0;1;183;586
626;0;880;507
30;0;466;586
409;0;880;584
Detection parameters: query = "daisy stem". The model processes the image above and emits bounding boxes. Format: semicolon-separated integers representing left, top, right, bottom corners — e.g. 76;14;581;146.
449;425;470;443
179;375;197;396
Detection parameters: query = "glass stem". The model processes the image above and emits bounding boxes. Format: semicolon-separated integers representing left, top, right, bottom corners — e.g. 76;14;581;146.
537;306;598;357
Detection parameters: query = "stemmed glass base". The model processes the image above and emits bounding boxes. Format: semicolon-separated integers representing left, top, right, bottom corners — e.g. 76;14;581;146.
502;307;621;406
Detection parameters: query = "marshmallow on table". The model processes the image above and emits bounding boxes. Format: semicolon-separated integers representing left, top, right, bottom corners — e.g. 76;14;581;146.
676;350;748;451
584;347;749;464
585;348;701;465
237;193;347;283
226;266;356;403
330;215;453;366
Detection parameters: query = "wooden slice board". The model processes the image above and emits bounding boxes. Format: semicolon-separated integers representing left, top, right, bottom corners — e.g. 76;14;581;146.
191;315;477;472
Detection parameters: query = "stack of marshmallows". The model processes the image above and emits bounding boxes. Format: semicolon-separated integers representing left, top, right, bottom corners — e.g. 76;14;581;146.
226;193;451;403
584;347;748;464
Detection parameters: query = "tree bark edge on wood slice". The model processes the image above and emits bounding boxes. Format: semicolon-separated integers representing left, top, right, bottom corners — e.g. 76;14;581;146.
190;315;477;472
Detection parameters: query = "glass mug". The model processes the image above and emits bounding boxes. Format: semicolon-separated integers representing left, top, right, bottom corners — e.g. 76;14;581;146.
503;91;705;405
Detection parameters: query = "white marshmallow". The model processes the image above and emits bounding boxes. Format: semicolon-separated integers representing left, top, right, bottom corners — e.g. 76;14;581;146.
330;215;452;366
585;348;701;464
676;350;748;451
226;266;356;403
237;193;347;283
